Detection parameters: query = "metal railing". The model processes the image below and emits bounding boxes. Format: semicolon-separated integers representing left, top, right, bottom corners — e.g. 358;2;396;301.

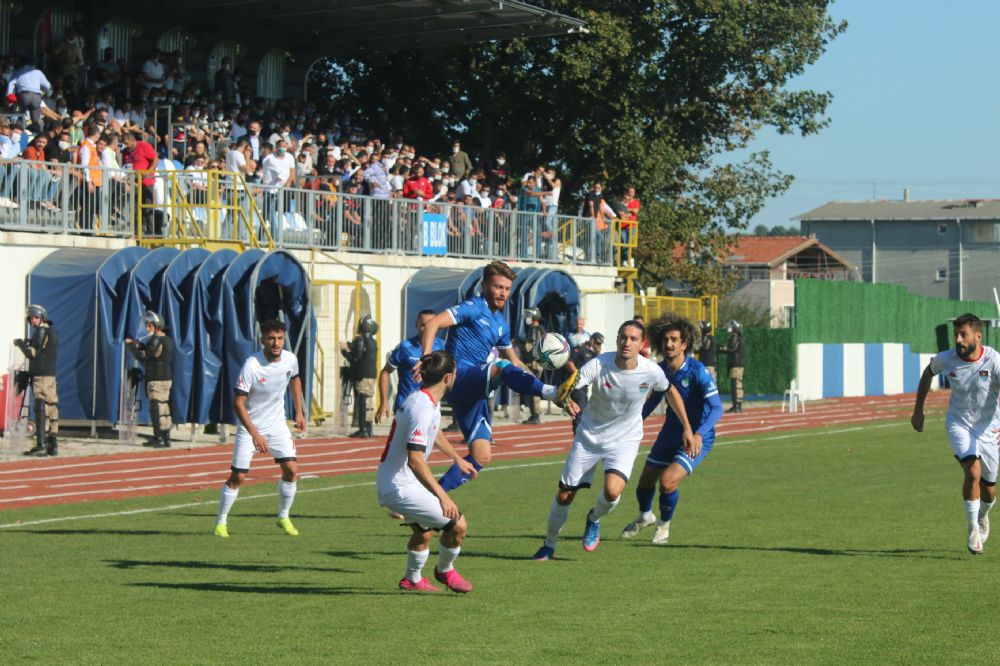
0;160;614;266
0;159;136;236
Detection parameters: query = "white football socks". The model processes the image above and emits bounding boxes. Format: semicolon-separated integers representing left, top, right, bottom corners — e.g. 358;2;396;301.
216;484;239;525
545;497;571;549
437;545;461;573
979;500;995;522
541;385;557;400
589;492;620;521
406;549;429;583
965;499;981;529
278;480;297;519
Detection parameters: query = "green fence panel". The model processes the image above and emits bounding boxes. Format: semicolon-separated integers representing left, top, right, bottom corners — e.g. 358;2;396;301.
793;280;997;353
715;328;795;397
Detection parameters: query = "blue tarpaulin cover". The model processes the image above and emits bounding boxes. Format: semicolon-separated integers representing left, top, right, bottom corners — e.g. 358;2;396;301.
159;248;210;422
27;247;148;421
26;247;314;427
191;249;238;424
122;247;180;422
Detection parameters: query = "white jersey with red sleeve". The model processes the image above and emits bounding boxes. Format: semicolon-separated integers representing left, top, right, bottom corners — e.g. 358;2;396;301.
929;346;1000;436
376;388;442;495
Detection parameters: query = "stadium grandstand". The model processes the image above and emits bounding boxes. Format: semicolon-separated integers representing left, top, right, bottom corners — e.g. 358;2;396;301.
0;0;714;436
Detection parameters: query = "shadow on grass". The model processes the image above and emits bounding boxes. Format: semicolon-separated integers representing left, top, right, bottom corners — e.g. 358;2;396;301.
106;559;362;574
171;512;368;521
662;543;962;560
11;529;202;536
129;581;400;596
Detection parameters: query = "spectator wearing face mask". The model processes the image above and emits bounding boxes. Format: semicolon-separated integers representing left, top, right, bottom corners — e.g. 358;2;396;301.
478;184;492;208
457;171;478;199
448;140;472;180
489;153;508;188
363;149;392;199
261;138;297;237
246;120;262;161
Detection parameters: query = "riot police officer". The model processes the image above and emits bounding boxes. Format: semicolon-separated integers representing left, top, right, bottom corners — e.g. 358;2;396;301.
125;311;175;448
698;320;718;381
15;304;59;457
341;314;379;438
724;320;744;412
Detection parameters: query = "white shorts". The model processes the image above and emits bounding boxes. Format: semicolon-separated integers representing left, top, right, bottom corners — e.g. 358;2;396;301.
232;426;296;472
378;485;455;531
946;425;1000;484
559;439;641;490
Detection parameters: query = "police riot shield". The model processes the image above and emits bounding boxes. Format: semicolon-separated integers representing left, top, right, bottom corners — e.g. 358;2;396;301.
3;343;31;454
118;349;142;446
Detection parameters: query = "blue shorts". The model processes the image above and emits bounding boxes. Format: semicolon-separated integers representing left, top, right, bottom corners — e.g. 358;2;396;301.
646;430;714;475
445;363;495;444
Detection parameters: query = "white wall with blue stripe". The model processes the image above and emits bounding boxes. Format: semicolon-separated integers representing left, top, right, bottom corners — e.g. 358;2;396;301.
796;343;942;401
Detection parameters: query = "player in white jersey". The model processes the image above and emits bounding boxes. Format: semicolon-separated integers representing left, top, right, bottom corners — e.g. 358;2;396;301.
531;320;696;560
912;313;1000;554
214;319;306;538
376;350;478;592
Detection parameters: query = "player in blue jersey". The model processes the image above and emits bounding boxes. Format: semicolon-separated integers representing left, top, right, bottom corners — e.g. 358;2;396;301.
620;313;724;545
415;260;571;491
376;309;446;424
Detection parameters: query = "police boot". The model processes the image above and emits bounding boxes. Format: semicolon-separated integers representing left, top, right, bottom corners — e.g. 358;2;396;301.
363;421;374;438
45;433;58;457
350;395;369;438
24;403;47;456
156;430;172;448
726;380;740;413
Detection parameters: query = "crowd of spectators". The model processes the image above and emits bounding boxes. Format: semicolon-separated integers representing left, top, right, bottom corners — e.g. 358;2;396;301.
1;32;640;257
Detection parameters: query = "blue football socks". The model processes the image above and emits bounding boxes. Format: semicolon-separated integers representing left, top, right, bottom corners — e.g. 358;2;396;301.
438;455;484;492
636;485;655;514
499;363;545;397
659;489;679;522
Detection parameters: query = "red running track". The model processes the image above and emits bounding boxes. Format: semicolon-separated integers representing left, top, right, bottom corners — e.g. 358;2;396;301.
0;392;947;510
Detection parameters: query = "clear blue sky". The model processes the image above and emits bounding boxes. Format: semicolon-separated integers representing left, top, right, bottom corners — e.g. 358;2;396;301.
743;0;1000;230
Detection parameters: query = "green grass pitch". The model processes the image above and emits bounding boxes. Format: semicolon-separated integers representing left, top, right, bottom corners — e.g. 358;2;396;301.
3;415;997;665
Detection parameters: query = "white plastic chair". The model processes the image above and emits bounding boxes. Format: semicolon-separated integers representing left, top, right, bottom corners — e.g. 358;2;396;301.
781;379;805;413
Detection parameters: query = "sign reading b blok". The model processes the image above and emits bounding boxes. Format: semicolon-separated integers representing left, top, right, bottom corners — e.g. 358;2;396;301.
421;212;448;256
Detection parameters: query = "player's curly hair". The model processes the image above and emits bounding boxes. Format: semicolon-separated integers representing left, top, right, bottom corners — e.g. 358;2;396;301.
648;311;699;357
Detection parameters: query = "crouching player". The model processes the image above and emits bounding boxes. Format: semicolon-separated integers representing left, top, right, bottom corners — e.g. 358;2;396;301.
377;350;477;592
620;313;723;545
531;320;695;560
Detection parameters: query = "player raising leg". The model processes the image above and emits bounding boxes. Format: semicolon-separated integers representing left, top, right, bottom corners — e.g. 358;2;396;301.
413;260;572;492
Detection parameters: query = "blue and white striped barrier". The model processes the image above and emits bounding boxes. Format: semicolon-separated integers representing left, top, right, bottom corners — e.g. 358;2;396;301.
796;343;942;401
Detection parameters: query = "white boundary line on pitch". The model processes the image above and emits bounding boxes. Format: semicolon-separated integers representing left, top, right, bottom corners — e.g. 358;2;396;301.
0;421;915;529
0;460;565;529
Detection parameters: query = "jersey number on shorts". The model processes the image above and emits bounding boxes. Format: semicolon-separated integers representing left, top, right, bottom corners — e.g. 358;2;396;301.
379;420;398;462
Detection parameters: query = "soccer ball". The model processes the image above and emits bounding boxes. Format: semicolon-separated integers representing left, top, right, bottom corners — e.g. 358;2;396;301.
534;332;571;370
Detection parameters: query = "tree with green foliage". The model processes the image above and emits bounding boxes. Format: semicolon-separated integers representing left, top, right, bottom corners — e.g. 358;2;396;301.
310;1;844;294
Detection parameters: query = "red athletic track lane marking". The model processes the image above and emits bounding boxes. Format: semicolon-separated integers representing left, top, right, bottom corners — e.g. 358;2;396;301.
0;392;948;510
